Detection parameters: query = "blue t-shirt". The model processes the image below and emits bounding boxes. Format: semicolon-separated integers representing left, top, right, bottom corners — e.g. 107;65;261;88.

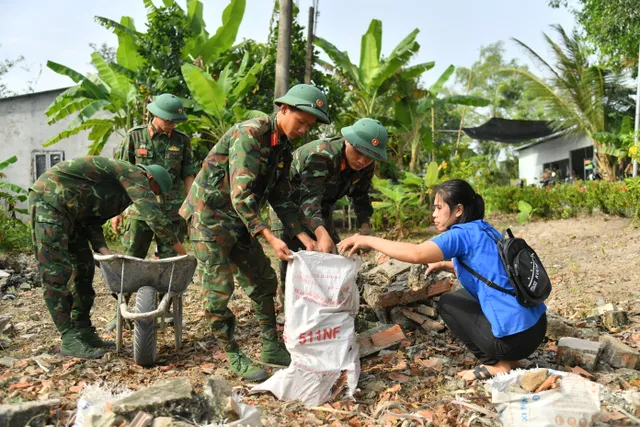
431;220;546;338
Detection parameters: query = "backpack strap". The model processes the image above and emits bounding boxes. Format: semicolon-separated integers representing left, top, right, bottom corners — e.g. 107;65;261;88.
458;260;516;297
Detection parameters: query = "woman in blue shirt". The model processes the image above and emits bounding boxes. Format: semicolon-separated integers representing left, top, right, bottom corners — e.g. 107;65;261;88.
338;179;547;380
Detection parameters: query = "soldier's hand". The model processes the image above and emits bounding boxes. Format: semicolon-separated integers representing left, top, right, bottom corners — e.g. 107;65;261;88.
313;226;336;254
296;232;316;251
316;234;336;254
111;215;124;235
172;242;188;256
270;237;293;262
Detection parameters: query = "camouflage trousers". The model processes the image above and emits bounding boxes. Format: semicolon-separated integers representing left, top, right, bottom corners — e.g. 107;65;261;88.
29;193;95;334
192;230;279;353
120;218;185;258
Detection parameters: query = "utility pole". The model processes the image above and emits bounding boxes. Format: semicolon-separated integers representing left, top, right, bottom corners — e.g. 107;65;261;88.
304;3;317;84
633;42;640;177
274;0;293;106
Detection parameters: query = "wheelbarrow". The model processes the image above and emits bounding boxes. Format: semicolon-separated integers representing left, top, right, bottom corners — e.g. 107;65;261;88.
94;254;197;367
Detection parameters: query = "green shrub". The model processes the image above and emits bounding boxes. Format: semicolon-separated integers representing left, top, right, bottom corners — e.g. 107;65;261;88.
482;178;640;220
0;211;32;254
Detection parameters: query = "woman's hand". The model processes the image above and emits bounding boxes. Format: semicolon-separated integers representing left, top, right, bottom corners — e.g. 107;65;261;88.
426;260;455;275
337;235;371;257
426;261;446;275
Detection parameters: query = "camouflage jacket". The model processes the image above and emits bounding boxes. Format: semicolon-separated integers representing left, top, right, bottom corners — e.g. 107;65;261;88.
29;156;178;250
179;114;303;241
115;124;196;220
288;137;374;231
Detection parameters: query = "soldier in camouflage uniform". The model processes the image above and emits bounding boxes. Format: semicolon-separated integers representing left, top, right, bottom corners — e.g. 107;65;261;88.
180;84;330;381
29;157;185;359
108;94;196;330
271;118;388;296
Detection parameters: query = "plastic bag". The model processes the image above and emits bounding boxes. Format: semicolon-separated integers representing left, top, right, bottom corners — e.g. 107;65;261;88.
252;251;361;406
489;369;601;426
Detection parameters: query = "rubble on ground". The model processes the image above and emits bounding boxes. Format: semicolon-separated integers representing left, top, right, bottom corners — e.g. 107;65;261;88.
0;249;638;426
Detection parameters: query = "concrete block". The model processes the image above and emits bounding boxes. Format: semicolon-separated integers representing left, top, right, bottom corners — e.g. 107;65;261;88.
599;335;640;369
556;337;603;370
0;399;60;427
602;310;628;331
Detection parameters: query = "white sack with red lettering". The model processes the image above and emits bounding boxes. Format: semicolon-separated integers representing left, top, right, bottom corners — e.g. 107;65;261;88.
251;250;361;406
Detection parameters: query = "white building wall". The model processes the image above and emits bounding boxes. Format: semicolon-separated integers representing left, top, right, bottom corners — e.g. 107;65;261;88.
517;134;592;185
0;89;121;209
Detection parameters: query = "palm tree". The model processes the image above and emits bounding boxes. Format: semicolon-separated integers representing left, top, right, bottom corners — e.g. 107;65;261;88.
506;25;618;180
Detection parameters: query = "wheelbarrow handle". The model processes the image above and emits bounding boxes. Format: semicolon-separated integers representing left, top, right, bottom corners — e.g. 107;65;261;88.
119;292;176;320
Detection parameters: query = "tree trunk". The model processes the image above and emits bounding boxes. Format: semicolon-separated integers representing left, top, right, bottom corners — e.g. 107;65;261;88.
593;140;616;181
409;139;419;173
274;0;293;105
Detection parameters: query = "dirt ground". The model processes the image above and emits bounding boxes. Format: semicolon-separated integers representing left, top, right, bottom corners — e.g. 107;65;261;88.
0;213;639;426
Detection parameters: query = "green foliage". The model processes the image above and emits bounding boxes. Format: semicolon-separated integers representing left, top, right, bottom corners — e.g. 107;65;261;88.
370;175;419;235
483;179;640;220
0;156;31;254
454;42;545;122
0;156;28;216
0;211;32;254
134;4;194;97
46;0;249;156
507;25;633;180
516;200;535;224
315;19;432;127
179;56;267;160
549;0;640;69
231;3;345;140
370;162;441;234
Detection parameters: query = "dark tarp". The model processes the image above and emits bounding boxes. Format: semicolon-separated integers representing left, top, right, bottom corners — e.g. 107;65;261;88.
462;118;554;144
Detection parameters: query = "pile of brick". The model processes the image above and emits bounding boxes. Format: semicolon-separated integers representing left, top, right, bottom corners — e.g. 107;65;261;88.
355;258;458;357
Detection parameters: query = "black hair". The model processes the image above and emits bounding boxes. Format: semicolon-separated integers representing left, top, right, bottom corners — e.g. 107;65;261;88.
433;179;485;225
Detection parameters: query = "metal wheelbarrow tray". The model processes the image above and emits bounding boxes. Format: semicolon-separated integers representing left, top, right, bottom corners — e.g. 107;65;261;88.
95;254;198;367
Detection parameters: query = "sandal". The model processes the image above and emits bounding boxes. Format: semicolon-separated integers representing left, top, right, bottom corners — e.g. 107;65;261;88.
472;365;493;381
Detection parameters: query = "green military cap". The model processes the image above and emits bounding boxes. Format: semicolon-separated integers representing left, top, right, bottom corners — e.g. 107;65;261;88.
148;94;188;123
274;84;331;124
139;164;172;194
341;118;388;162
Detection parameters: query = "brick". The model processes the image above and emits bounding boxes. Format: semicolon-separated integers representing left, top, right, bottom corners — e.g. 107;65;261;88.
414;304;437;318
129;411;153;427
421;320;446;332
401;308;428;325
371;325;405;347
599;335;640;369
556;337;603;370
426;280;454;298
362;276;456;308
357;324;406;357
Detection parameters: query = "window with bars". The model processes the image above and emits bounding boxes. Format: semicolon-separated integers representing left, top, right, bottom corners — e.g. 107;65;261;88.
32;151;64;181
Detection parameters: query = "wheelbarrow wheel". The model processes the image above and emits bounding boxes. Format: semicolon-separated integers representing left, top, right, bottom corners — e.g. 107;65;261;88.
134;286;157;367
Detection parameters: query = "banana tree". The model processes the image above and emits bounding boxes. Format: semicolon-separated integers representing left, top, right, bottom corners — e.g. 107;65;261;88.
43;52;140;154
371;175;419;237
180;53;266;159
395;65;489;172
315;19;434;125
0;156;28;215
44;0;250;155
401;161;440;206
95;0;246;72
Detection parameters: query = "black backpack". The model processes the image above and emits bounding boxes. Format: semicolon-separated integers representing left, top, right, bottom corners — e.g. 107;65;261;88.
458;228;551;307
